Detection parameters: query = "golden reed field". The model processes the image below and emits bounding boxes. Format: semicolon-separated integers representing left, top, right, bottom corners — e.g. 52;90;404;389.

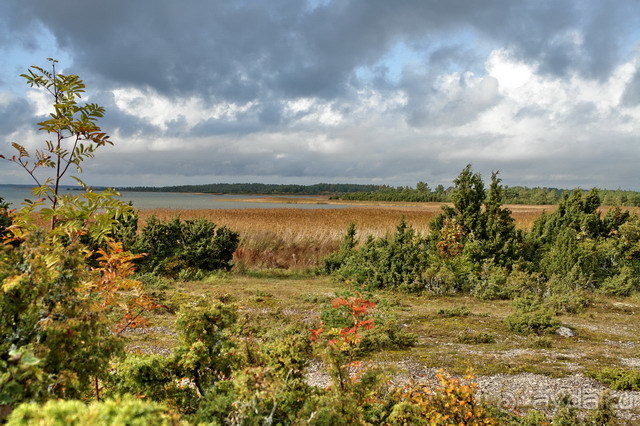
137;200;560;269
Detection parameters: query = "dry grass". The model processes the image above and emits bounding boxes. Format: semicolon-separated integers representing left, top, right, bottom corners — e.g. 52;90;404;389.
138;206;436;269
136;203;547;269
135;202;640;269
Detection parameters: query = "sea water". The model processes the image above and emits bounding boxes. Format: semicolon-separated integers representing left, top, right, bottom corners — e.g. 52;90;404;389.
0;185;351;210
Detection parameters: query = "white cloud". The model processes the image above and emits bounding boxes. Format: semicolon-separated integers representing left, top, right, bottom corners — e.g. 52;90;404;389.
112;88;255;131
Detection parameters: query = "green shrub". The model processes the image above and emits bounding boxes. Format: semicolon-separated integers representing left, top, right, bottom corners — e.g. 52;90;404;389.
0;197;11;239
504;309;560;335
456;332;496;344
530;189;604;247
470;263;511;300
176;267;207;282
133;272;173;290
302;293;332;304
0;233;126;404
430;166;522;268
544;277;590;314
110;204;139;250
7;396;179;425
172;302;240;396
319;292;416;355
333;218;430;292
194;328;314;425
323;223;356;273
104;354;198;413
357;319;417;353
422;256;475;295
587;367;640;391
599;266;640;296
134;216;239;276
527;336;553;348
437;306;470;317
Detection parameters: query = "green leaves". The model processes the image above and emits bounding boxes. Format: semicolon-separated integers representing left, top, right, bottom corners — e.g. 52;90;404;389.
2;59;115;222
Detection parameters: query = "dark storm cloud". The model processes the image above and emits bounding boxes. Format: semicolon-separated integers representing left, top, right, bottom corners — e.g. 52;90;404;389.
0;97;32;137
2;1;640;189
5;0;636;103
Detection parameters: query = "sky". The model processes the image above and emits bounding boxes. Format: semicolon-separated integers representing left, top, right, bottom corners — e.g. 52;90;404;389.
1;0;640;190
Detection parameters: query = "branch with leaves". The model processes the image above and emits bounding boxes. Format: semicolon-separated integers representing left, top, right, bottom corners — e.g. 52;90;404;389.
1;58;113;227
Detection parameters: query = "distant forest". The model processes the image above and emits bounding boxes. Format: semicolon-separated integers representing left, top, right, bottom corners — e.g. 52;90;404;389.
336;183;640;206
120;182;640;206
119;182;381;195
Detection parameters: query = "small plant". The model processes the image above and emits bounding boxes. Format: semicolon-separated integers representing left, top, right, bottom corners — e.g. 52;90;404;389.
456;332;496;344
172;302;240;397
2;59;114;228
177;267;207;282
0;197;11;238
133;272;173;291
437;306;470;317
319;293;416;355
301;293;332;304
527;336;553;348
311;296;378;391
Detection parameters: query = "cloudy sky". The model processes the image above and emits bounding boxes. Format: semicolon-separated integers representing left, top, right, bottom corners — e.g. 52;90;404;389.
1;0;640;190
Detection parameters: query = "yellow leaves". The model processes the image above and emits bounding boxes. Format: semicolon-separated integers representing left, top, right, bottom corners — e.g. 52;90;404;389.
11;142;29;158
2;274;25;291
392;369;498;425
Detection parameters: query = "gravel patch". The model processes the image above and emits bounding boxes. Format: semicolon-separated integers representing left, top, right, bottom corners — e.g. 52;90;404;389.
621;358;640;368
120;326;177;337
126;345;173;356
305;359;640;421
604;339;637;348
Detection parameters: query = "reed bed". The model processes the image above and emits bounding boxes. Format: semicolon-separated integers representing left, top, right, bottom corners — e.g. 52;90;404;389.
136;204;561;269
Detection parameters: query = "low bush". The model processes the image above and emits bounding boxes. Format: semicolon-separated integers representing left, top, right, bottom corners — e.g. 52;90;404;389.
0;197;10;239
133;272;173;291
322;223;356;273
599;266;640;296
543;274;591;314
422;256;475;295
7;396;179;425
456;332;496;344
504;308;560;335
134;216;239;276
527;336;553;348
470;263;511;300
104;354;198;413
319;293;416;355
330;219;430;292
587;367;640;391
437;306;470;317
386;371;498;425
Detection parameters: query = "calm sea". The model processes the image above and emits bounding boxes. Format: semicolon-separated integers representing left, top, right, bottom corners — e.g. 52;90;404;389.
0;185;351;210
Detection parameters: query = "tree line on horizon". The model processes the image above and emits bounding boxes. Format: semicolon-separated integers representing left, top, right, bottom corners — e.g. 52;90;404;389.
121;181;640;206
119;182;381;195
336;183;640;206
